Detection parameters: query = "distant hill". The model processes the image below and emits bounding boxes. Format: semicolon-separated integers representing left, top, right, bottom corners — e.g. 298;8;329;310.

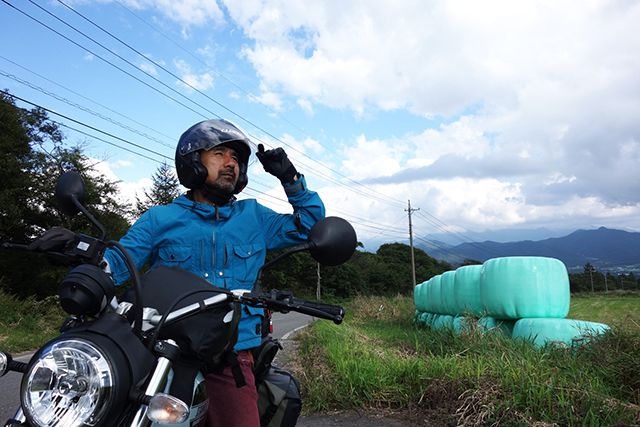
424;227;640;272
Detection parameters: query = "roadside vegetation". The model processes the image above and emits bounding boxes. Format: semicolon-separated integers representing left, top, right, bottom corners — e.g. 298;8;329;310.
296;293;640;426
0;289;65;353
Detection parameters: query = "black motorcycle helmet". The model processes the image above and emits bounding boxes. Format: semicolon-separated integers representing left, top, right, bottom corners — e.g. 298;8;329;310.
175;119;251;194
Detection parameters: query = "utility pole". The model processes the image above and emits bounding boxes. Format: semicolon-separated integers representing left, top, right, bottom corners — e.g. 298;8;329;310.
406;200;420;289
604;273;608;293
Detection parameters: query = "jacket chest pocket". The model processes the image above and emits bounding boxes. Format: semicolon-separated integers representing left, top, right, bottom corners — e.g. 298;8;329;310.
230;243;265;288
157;245;193;271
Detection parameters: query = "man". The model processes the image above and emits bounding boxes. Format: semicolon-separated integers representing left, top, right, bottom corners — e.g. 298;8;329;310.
103;119;325;426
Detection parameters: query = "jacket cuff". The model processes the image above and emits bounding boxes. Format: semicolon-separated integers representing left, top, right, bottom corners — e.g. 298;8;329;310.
283;173;306;196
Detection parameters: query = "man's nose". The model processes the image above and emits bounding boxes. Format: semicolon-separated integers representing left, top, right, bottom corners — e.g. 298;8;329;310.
222;153;238;166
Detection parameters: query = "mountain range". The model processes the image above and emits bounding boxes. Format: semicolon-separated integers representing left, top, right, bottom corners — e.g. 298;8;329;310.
423;227;640;272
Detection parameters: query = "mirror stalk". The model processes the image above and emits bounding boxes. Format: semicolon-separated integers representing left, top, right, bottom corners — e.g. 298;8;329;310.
72;196;107;241
254;243;311;291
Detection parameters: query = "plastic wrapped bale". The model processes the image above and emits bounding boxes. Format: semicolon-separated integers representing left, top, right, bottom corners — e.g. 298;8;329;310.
454;264;483;316
414;280;429;313
439;271;457;315
432;314;455;331
413;310;422;325
452;316;475;334
477;316;514;336
426;312;439;327
512;318;610;348
419;311;431;326
480;256;570;319
428;275;442;314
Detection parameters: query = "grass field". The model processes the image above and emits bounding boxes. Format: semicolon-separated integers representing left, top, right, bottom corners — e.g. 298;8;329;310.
569;292;640;328
0;291;65;353
296;293;640;426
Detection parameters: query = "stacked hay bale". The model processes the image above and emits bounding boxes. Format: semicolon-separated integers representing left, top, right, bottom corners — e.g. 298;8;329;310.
414;257;609;347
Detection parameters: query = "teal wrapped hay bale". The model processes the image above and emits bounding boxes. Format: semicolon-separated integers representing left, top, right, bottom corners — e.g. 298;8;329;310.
481;256;570;319
477;316;514;336
418;311;431;326
423;312;436;327
428;275;442;314
413;310;421;325
440;271;457;315
454;264;483;316
452;316;475;334
432;314;455;330
414;281;429;312
513;318;610;348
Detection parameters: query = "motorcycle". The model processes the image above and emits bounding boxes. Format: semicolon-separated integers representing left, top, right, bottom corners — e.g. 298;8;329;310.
0;171;357;427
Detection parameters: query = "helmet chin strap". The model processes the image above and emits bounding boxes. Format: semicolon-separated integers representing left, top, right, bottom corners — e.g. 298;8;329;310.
200;183;235;206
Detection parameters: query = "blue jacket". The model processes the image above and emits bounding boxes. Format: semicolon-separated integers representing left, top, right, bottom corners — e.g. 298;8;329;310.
104;176;325;350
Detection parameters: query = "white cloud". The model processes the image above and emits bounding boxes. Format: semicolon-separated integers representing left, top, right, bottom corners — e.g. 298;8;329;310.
296;98;313;115
252;83;283;110
174;59;214;91
111;160;133;169
120;0;224;27
89;158;152;209
139;62;158;76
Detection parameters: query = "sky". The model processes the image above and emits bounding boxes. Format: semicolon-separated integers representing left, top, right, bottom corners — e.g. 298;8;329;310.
1;0;639;255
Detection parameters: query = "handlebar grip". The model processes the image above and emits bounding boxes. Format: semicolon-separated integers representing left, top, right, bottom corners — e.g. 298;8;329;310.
9;359;28;373
292;298;345;319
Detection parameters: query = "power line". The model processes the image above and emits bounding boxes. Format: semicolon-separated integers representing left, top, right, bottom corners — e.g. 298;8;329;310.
0;69;174;150
8;0;405;210
0;55;175;143
112;0;313;139
2;90;171;162
46;0;408;209
1;0;210;119
56;122;166;164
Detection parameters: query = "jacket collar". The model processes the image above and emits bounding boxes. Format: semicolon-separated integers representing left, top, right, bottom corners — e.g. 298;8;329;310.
173;194;234;219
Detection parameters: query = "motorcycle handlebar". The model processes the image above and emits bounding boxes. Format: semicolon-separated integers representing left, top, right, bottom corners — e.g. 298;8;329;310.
242;291;345;325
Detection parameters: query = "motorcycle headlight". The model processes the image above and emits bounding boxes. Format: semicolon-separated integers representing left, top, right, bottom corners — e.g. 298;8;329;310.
21;339;114;427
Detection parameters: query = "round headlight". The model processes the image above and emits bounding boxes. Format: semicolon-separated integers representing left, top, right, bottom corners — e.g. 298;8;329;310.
21;339;114;427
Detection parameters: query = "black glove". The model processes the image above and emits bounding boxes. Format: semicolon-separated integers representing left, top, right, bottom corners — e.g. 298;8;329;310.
28;227;76;252
255;144;298;184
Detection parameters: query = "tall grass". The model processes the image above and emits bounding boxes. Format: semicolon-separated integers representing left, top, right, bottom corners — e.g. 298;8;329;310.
0;290;65;353
296;295;640;426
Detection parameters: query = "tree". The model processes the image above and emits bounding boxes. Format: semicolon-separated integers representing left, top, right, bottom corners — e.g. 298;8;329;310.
134;162;181;217
0;92;131;298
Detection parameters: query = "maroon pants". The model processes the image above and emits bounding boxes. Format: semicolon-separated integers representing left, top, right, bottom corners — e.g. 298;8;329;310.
205;350;260;427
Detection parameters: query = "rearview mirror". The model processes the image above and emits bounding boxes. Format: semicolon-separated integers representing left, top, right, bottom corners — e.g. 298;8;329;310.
54;171;106;240
308;217;357;266
54;171;86;216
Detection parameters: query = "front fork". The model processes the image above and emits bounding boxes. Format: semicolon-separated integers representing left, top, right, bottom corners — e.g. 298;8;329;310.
129;340;180;427
1;351;28;427
3;408;26;427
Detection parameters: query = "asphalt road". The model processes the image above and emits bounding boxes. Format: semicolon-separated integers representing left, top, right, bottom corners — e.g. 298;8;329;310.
0;311;313;423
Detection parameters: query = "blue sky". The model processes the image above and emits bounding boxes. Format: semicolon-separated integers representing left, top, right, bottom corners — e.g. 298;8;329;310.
2;0;639;254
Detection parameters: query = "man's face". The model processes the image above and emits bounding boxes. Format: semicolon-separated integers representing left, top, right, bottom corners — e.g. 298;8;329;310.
200;145;240;193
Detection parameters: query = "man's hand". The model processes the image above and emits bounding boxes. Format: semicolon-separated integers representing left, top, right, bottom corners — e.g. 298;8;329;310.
255;144;298;184
28;227;76;252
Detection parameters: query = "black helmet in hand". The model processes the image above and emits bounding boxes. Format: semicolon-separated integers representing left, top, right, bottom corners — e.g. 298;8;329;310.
175;119;251;193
